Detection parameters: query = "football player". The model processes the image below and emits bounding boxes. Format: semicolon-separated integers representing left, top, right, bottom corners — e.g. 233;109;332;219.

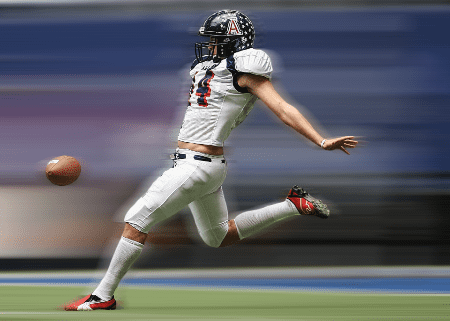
64;9;358;311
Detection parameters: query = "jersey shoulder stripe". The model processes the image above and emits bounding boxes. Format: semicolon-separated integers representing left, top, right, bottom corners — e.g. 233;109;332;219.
226;55;248;93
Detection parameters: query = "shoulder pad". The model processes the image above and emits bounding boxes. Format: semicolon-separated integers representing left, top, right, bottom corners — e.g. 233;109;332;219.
232;49;273;79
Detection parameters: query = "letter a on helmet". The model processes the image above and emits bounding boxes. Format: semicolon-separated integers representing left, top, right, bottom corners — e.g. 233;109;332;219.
227;18;242;36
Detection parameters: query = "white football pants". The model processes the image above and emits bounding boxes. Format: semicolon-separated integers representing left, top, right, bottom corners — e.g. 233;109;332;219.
124;149;229;248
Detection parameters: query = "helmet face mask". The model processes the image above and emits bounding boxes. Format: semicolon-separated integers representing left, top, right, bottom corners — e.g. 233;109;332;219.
195;36;234;62
195;10;255;63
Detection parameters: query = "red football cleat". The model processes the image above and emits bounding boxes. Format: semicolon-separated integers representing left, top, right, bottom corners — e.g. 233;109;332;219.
63;294;116;311
287;186;330;219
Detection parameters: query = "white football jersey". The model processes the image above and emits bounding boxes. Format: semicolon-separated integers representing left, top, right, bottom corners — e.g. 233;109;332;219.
177;48;273;147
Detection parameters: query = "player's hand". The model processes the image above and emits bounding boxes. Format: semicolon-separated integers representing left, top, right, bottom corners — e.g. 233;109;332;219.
322;136;358;155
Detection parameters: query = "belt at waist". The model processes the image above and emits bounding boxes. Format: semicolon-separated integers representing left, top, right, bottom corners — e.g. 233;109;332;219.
170;153;226;163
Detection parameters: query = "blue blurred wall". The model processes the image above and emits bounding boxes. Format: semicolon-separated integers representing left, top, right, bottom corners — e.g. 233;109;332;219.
1;7;449;177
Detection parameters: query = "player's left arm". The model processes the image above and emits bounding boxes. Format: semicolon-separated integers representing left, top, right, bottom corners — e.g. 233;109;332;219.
237;73;358;154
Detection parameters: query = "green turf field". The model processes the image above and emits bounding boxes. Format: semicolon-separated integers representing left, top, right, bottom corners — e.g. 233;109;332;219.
0;286;448;320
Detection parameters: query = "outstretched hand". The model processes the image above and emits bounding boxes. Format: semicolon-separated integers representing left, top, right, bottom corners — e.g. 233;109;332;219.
322;136;358;155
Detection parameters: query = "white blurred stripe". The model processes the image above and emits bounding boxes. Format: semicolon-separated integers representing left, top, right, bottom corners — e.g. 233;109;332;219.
1;267;450;279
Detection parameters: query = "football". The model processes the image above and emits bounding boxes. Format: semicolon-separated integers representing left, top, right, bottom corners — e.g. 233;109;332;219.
45;155;81;186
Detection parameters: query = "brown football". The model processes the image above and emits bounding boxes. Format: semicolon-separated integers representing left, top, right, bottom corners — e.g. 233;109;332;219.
45;155;81;186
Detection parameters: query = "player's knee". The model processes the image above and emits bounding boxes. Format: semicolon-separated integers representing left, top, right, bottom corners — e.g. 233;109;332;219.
124;197;166;234
203;238;222;248
200;232;224;248
199;225;228;248
124;198;148;223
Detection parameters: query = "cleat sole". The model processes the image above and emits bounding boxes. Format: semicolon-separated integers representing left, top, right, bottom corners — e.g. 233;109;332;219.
304;194;330;219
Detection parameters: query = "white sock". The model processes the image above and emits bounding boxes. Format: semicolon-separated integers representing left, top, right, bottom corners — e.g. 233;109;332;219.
234;200;297;239
92;236;143;301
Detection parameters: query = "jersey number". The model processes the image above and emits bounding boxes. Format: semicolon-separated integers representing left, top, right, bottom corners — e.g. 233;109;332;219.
195;70;214;107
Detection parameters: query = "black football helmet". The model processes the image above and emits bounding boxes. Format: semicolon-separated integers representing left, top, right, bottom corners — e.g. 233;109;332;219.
195;10;255;62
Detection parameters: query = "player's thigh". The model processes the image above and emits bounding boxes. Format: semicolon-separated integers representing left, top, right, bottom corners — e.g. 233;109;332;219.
188;186;229;248
147;160;226;211
126;160;226;233
125;162;200;232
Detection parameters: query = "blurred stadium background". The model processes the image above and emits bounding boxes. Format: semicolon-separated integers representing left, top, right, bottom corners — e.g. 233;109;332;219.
0;0;449;271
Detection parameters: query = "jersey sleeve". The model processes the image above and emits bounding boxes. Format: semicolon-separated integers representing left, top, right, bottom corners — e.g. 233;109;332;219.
233;49;273;79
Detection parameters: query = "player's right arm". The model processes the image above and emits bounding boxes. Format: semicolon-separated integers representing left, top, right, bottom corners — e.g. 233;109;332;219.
237;73;358;154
